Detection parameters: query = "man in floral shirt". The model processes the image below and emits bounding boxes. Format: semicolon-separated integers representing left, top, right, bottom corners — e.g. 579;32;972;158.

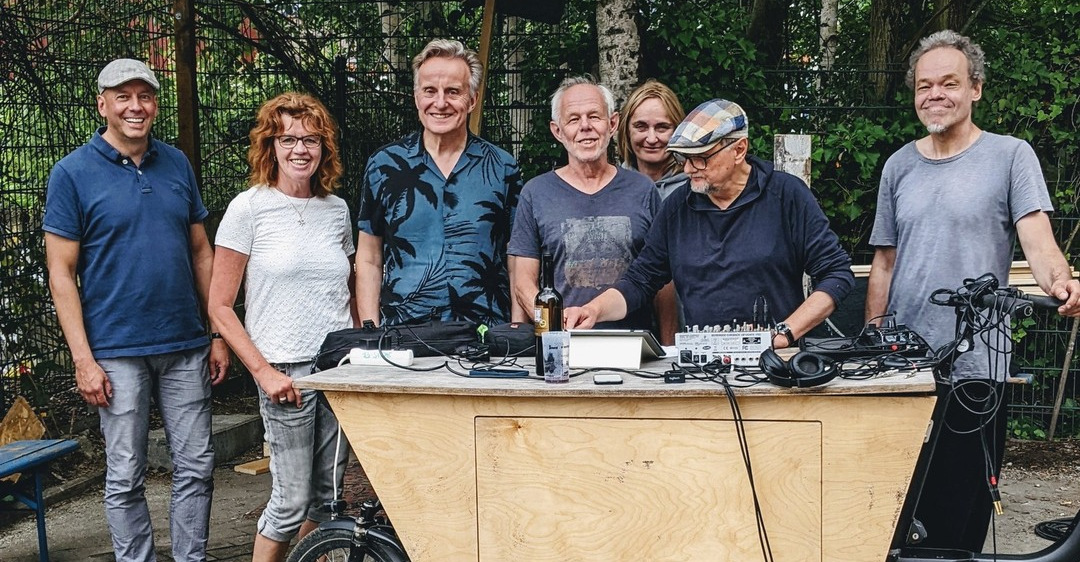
356;39;522;326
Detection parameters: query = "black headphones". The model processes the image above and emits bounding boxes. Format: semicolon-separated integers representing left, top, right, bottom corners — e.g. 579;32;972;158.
759;348;838;388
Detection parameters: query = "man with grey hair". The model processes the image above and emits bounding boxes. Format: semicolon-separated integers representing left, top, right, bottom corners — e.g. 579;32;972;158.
356;39;522;326
43;58;228;561
867;29;1080;551
509;76;674;336
564;98;852;345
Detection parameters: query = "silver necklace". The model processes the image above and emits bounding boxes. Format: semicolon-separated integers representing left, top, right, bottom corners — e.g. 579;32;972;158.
275;187;311;226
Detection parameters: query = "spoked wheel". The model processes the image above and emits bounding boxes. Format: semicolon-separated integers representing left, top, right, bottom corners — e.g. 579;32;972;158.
287;526;406;562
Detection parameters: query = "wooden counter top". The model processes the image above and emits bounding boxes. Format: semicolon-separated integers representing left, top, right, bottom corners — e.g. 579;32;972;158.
294;356;936;397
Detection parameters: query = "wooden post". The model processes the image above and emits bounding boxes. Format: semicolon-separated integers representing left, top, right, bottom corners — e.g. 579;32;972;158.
775;134;831;330
172;0;201;184
1047;316;1078;440
469;0;496;136
774;134;813;187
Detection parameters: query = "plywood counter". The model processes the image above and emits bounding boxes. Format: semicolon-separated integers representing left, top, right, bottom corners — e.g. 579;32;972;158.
295;359;936;562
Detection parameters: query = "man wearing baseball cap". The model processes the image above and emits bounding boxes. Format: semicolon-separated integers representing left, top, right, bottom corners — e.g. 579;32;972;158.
565;99;854;348
43;58;228;561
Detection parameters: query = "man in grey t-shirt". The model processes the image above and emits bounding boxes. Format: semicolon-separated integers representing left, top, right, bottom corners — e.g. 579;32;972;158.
866;30;1080;552
508;76;675;340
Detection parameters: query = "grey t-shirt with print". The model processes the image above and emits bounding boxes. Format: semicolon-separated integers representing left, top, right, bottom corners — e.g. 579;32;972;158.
509;167;660;330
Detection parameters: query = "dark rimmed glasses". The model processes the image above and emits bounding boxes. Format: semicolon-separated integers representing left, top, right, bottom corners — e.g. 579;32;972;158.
276;135;322;149
671;137;740;170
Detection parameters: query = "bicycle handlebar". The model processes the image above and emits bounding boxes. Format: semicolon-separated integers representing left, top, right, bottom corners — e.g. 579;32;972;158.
930;272;1065;318
976;292;1063;318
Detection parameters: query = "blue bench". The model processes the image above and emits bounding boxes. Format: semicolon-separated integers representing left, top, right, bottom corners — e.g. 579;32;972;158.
0;439;80;562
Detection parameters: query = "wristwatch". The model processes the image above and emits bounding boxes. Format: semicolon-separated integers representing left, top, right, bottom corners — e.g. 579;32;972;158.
774;322;795;348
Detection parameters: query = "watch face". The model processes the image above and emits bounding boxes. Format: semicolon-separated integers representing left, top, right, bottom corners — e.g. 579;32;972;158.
775;323;794;346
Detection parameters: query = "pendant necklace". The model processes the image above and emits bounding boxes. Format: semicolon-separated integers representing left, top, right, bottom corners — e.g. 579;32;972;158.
275;187;311;226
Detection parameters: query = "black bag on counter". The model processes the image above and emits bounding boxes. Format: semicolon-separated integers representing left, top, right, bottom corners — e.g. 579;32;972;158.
482;322;535;357
312;319;487;372
311;322;384;372
384;319;478;358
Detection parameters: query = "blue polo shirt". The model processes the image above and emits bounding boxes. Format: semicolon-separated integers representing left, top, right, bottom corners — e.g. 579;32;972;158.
43;128;210;358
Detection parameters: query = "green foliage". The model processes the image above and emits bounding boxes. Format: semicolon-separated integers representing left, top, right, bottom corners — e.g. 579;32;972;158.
1058;397;1080;437
972;2;1080;238
1012;316;1036;342
1007;416;1047;440
809;115;919;252
639;1;767;109
0;210;71;422
512;0;598;180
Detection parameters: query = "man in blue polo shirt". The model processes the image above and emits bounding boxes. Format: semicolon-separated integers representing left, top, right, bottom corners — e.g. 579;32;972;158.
43;59;229;562
565;99;854;347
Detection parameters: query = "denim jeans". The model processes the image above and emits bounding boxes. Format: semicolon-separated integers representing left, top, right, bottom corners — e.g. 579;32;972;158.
256;361;349;543
97;346;215;562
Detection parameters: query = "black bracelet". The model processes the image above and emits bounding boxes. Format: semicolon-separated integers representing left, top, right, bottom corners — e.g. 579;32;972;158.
210;332;223;340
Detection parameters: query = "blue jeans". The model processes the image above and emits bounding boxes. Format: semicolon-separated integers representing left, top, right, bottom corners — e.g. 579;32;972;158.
97;346;215;562
256;361;349;543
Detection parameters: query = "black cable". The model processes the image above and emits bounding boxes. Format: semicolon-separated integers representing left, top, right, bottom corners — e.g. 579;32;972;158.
376;330;447;372
575;367;666;379
716;375;775;562
1034;517;1076;541
924;277;1024;558
444;356;532;378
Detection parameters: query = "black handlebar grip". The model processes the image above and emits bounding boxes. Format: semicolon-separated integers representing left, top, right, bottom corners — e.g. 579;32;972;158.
1026;293;1066;311
977;292;1063;318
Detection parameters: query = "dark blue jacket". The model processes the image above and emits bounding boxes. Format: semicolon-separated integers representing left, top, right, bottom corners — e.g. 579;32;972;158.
614;155;854;328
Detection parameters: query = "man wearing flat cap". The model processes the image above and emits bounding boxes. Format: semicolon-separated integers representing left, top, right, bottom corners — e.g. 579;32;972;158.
43;58;228;561
565;99;854;348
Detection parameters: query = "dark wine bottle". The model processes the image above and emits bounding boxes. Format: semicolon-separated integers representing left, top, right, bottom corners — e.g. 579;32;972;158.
534;252;563;374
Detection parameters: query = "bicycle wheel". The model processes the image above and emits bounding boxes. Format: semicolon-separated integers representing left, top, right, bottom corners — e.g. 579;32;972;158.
287;526;404;562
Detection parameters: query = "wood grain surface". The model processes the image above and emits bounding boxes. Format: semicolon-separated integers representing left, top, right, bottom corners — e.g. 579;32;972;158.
307;360;936;561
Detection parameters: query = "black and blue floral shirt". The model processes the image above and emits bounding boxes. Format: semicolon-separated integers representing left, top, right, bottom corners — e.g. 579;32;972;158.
357;131;522;326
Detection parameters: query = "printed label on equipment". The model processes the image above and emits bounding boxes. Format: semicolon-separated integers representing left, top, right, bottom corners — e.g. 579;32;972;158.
675;330;771;367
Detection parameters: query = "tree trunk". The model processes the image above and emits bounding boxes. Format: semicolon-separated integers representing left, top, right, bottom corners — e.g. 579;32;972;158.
596;0;640;105
934;0;973;32
819;0;838;72
816;0;839;92
868;0;907;102
173;0;200;183
747;0;789;69
378;1;407;70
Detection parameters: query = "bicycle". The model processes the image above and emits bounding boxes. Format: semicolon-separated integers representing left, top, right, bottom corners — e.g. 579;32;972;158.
889;273;1080;562
285;496;409;562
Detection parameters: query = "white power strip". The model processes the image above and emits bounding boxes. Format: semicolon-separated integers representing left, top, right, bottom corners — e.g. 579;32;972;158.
345;348;414;366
